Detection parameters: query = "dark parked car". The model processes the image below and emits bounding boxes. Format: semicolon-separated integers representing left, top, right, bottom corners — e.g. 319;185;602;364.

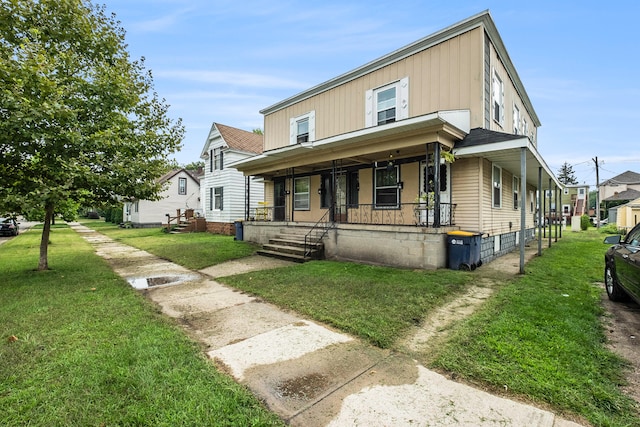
604;222;640;304
0;217;19;236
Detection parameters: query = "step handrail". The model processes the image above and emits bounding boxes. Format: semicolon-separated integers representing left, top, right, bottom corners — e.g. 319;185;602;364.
304;208;332;258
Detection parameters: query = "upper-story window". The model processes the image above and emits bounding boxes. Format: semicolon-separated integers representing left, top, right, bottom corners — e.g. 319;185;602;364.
290;111;315;145
513;176;520;209
492;70;504;126
513;104;520;135
209;147;223;172
178;177;187;195
365;77;409;127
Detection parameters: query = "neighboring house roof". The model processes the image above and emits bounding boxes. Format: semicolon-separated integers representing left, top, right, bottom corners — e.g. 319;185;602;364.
157;168;201;186
213;123;263;154
603;188;640;202
600;170;640;186
259;10;539;127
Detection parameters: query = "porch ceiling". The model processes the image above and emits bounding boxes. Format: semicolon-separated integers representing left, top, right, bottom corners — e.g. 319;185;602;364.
453;136;562;190
231;111;470;178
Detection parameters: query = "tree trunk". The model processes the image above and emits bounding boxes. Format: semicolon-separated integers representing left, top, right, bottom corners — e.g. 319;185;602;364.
38;203;55;271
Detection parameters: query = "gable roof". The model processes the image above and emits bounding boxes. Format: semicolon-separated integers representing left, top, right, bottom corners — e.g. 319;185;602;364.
157;168;200;186
601;170;640;186
259;10;539;127
214;123;263;154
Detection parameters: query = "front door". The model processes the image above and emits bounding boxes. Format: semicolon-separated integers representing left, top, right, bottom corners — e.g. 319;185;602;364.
273;178;286;221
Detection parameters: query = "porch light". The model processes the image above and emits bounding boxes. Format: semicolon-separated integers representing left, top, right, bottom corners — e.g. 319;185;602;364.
318;188;322;194
397;181;404;190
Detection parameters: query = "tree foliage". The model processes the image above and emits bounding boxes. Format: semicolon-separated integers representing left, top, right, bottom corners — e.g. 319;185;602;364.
557;162;578;185
0;0;184;270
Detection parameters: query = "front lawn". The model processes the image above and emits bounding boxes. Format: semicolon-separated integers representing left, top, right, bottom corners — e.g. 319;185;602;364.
0;226;283;426
81;219;259;270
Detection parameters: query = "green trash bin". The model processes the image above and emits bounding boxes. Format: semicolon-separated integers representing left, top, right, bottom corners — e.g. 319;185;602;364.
447;231;482;270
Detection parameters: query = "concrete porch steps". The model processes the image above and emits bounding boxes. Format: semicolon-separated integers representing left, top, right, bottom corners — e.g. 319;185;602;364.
257;230;324;263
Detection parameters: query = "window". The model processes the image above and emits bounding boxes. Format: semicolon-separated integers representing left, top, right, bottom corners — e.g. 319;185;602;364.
492;70;504;126
365;77;409;127
492;164;502;208
209;188;213;210
513;104;520;135
134;201;139;213
523;119;529;139
563;187;569;195
213;147;223;170
214;187;223;210
290;111;315;145
178;177;187;195
513;176;520;209
374;166;399;207
294;177;310;210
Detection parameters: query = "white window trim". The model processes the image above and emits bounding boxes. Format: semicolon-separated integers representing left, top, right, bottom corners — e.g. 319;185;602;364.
513;176;520;210
178;177;187;195
214;186;223;211
513;104;520;135
289;111;315;145
365;77;409;127
293;177;310;210
492;69;504;127
374;166;400;208
492;164;502;208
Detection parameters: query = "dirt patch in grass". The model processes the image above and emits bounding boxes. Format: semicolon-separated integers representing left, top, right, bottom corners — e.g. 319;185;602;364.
600;292;640;406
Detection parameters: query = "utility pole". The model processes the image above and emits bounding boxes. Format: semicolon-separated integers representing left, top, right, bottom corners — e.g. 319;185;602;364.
593;156;600;228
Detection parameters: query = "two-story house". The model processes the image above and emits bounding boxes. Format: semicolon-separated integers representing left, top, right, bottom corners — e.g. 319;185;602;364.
561;184;589;221
235;11;561;269
200;123;264;235
123;168;201;228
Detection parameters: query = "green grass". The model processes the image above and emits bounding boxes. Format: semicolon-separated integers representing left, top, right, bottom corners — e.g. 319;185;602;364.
220;261;473;348
80;219;260;270
0;227;284;426
432;230;639;426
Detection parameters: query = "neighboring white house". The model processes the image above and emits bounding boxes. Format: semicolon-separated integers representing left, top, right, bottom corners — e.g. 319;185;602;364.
123;168;202;228
200;123;264;234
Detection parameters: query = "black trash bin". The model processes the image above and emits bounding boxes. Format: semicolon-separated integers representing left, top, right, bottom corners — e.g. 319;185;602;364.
234;220;243;241
446;231;482;270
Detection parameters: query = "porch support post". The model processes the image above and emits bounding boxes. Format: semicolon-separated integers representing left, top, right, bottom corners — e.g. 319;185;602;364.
555;184;560;241
548;178;552;248
537;167;542;256
519;147;527;274
433;142;441;228
245;176;250;221
290;168;294;222
331;160;337;222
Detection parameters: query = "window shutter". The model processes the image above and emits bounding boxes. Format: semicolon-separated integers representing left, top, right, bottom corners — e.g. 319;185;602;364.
308;111;315;141
220;150;224;170
398;77;409;120
365;88;373;127
289;117;296;145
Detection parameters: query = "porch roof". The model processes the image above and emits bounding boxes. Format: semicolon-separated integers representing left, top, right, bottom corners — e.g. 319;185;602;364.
231;110;470;178
453;128;562;190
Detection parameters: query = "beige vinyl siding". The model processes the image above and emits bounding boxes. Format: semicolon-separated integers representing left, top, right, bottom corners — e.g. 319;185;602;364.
488;44;537;144
264;27;485;151
451;157;482;231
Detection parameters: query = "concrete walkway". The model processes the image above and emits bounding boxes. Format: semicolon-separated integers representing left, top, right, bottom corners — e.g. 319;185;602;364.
71;223;582;427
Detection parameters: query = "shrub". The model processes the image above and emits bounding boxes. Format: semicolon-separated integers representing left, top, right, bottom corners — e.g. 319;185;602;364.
580;214;590;231
599;223;625;235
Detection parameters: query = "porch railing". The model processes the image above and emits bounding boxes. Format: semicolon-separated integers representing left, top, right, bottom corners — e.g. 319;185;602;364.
248;202;455;227
304;208;332;258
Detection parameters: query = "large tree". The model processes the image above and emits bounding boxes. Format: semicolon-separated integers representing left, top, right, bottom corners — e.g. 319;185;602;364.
0;0;184;270
557;162;578;185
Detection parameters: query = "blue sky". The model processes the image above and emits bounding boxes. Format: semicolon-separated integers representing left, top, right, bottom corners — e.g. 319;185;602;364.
103;0;640;188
